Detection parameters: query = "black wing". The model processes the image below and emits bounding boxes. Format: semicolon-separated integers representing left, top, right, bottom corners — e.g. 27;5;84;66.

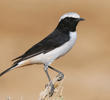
12;30;69;62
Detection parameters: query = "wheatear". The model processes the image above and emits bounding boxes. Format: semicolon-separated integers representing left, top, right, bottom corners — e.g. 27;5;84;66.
0;12;84;95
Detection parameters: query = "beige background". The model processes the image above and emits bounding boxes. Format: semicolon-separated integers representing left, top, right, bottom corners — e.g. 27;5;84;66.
0;0;110;100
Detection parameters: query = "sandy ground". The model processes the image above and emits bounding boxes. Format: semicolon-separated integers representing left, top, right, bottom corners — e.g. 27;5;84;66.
0;0;110;100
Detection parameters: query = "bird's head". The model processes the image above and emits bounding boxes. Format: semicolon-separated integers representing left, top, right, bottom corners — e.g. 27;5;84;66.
57;12;84;32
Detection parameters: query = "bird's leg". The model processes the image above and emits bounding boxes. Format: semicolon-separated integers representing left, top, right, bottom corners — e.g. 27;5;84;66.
48;66;64;81
44;65;54;96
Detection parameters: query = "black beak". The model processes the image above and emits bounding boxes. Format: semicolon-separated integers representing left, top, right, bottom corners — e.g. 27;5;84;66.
79;18;85;21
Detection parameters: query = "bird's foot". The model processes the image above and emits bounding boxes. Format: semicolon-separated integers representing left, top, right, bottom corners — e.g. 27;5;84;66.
49;82;54;97
56;72;64;81
45;81;55;97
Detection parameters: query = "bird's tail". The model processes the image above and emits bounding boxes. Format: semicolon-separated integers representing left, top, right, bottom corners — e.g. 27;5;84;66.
0;63;18;77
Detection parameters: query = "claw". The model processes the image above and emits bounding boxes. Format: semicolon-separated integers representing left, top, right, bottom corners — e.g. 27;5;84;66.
57;72;64;81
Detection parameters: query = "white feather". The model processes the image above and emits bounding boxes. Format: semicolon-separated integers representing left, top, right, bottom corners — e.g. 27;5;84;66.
59;12;80;22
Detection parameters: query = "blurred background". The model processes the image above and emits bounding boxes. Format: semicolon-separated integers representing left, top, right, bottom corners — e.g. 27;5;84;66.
0;0;110;100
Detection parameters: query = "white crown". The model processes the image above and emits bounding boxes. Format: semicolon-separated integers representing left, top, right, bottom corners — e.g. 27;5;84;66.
59;12;80;21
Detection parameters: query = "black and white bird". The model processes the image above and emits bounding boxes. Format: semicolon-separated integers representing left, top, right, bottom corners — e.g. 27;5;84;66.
0;12;84;94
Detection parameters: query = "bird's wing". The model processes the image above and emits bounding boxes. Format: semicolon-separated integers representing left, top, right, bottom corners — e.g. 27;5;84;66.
12;30;69;62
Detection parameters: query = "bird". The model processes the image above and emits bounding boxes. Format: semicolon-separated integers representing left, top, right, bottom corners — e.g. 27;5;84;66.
0;12;84;95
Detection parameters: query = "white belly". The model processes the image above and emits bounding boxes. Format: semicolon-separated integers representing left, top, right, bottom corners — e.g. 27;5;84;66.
18;32;77;66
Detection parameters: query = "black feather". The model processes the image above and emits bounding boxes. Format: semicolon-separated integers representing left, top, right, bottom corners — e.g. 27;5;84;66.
18;29;70;61
0;63;18;77
12;55;23;61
